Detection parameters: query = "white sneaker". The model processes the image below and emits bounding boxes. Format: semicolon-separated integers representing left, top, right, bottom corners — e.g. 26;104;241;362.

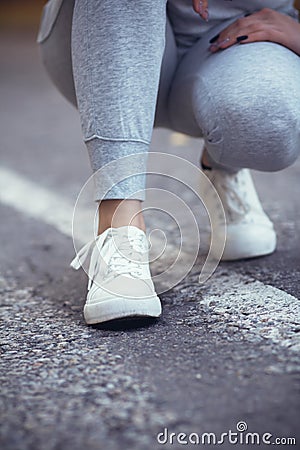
200;168;277;261
70;226;162;324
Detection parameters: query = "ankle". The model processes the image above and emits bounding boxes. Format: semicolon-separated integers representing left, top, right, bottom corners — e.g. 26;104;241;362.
201;148;212;170
98;199;146;234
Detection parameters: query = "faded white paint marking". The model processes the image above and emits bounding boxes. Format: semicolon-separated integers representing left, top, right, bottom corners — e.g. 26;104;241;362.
200;270;300;351
0;166;91;243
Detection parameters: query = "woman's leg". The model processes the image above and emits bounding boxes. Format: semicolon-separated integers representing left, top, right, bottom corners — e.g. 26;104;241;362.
71;0;167;204
39;1;149;232
40;0;176;233
166;27;300;259
39;0;177;233
39;0;180;324
167;33;300;171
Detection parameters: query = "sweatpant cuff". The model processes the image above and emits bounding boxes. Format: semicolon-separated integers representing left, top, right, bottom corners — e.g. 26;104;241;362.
86;138;149;201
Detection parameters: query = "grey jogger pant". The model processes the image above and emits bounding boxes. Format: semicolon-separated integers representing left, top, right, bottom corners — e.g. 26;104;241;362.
38;0;300;200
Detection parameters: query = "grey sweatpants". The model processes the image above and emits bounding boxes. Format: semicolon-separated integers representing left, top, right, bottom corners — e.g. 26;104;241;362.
38;0;300;200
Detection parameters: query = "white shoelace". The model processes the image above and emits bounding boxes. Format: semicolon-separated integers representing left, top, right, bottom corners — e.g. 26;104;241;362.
216;172;251;221
70;228;111;271
70;228;149;288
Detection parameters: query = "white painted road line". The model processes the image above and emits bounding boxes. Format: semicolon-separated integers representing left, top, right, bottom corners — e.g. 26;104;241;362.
0;166;91;244
0;165;299;349
201;271;300;351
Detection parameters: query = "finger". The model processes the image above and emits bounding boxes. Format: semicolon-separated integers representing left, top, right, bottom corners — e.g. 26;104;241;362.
209;34;250;52
193;0;209;21
208;18;256;52
209;36;233;52
210;10;268;44
237;31;270;45
214;17;251;42
209;30;270;53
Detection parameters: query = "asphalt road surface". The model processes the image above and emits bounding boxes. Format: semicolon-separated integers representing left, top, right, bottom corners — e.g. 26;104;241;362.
0;30;299;450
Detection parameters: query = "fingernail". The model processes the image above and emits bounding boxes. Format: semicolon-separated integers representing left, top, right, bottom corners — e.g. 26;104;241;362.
218;37;231;46
199;9;209;22
198;0;204;14
209;33;219;44
244;12;251;17
209;37;230;51
236;35;248;42
209;44;218;52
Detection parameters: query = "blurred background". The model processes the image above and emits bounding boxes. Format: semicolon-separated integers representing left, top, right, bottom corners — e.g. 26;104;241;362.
0;0;45;29
0;0;299;29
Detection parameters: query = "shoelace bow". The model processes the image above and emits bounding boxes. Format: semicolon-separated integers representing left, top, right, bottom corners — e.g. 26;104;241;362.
70;228;110;271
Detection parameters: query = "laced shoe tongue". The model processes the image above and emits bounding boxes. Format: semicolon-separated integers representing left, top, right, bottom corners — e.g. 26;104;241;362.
218;173;251;222
110;226;149;254
102;226;150;280
221;185;249;217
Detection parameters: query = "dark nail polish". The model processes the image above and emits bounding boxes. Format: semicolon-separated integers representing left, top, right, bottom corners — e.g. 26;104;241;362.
244;12;251;17
236;35;248;42
209;33;220;44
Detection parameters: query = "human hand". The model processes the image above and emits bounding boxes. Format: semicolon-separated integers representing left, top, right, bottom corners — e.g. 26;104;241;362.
209;8;300;56
193;0;209;22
